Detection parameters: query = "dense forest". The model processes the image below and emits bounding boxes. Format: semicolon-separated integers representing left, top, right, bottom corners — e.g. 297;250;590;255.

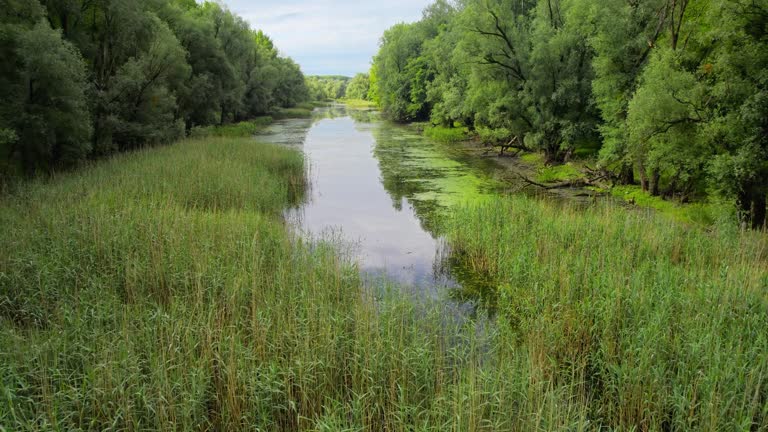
367;0;768;228
0;0;308;181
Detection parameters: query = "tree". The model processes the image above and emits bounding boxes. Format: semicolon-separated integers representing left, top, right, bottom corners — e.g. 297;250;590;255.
345;73;371;100
567;0;669;183
0;0;91;174
706;0;768;227
1;0;306;181
460;0;596;162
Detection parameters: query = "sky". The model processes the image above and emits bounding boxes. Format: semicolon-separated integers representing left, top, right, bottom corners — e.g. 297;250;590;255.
215;0;433;77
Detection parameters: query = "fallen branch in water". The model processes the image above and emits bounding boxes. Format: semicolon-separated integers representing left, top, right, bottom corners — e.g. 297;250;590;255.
516;172;609;190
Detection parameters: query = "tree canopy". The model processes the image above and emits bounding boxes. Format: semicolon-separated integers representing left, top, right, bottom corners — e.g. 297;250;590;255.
0;0;308;178
371;0;768;227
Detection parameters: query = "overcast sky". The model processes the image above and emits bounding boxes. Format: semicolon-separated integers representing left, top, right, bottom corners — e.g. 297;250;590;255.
215;0;433;76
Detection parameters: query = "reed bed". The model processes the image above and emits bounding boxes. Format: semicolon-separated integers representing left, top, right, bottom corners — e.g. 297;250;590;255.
1;137;766;430
446;197;768;430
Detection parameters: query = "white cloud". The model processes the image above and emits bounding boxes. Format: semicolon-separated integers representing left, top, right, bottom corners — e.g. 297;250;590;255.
216;0;433;75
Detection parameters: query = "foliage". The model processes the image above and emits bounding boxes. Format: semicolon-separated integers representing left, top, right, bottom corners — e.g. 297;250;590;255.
344;73;371;100
445;196;767;429
306;75;349;101
536;162;582;183
0;3;90;174
423;125;468;142
190;117;273;138
371;0;768;227
0;0;308;179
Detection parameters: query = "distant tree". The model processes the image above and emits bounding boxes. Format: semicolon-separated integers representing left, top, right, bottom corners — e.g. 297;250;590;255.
306;76;349;101
345;73;370;100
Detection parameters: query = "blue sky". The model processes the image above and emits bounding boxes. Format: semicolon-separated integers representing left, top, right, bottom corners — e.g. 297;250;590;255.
216;0;433;76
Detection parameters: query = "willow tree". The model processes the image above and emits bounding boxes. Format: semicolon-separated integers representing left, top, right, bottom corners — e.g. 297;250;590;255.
0;0;90;175
461;0;596;163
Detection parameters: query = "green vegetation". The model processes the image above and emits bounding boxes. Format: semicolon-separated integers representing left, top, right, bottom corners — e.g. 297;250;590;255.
610;185;733;225
190;117;274;138
0;0;308;181
307;74;376;105
536;163;583;183
306;75;350;101
3;0;768;430
423;125;468;143
340;99;377;109
272;107;314;119
445;196;768;430
2;136;766;429
344;73;372;101
371;0;768;228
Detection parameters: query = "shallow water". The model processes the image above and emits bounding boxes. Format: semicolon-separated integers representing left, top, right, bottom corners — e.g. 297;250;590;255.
256;104;505;312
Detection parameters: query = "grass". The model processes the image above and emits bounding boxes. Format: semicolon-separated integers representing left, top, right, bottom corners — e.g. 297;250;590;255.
515;152;725;225
0;137;491;430
340;99;377;109
611;185;734;225
537;163;583;183
423;125;469;143
190;117;273;138
294;102;318;111
445;196;768;430
1;136;766;430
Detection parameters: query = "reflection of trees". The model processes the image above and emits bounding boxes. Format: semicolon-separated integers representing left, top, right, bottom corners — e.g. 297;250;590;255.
372;125;461;234
310;104;380;124
372;123;503;315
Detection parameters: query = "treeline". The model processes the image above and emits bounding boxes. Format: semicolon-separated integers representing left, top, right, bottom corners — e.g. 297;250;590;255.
306;73;374;101
306;76;349;101
370;0;768;227
0;0;308;180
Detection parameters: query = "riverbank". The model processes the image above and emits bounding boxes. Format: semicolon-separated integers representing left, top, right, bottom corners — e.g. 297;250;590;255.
1;123;766;429
406;121;735;226
189;107;321;138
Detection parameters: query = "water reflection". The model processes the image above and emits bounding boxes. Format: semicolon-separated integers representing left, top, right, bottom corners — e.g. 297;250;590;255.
256;104;503;314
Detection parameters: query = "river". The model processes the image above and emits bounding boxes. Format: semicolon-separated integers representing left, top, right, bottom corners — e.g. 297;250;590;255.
256;104;511;315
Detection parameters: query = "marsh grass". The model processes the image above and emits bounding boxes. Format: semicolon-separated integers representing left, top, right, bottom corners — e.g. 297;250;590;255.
446;196;768;430
1;136;766;430
190;117;274;138
0;136;489;431
424;125;468;143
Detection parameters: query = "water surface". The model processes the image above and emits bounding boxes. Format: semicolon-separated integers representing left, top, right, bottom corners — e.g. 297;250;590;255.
256;105;504;310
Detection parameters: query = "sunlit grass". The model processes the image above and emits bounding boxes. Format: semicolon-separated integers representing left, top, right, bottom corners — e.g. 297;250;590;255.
536;162;582;183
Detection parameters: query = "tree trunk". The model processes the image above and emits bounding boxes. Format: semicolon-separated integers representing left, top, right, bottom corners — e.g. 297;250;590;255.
637;160;648;191
738;188;767;230
616;163;635;185
754;194;767;230
649;169;661;196
544;145;566;165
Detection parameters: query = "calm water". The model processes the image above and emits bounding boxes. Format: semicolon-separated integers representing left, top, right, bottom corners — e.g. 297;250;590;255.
256;105;504;310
